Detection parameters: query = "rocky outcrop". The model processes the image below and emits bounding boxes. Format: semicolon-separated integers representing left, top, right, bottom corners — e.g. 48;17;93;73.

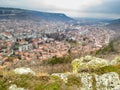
78;73;93;90
11;56;120;90
52;56;120;90
95;72;120;90
52;72;120;90
71;55;108;73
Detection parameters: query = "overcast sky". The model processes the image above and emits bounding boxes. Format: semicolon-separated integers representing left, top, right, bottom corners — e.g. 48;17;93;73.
0;0;120;18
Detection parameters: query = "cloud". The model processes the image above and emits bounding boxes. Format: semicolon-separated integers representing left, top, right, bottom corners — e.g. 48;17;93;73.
0;0;120;18
0;0;103;11
85;0;120;14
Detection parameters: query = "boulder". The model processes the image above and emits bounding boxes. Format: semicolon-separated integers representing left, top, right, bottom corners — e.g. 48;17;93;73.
71;55;108;73
51;72;120;90
14;67;35;75
78;73;93;90
95;72;120;90
8;84;26;90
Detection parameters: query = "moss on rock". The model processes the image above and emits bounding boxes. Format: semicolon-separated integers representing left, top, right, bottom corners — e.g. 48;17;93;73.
71;55;108;73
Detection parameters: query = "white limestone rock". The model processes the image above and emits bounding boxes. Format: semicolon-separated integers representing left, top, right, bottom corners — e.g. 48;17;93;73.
78;73;93;90
8;84;26;90
51;72;120;90
71;55;108;73
78;72;120;90
95;72;120;90
51;73;69;83
14;67;35;75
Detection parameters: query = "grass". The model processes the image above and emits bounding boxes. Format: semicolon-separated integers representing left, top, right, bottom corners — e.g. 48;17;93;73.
46;56;71;65
93;64;120;75
66;75;82;87
0;70;66;90
95;41;115;55
92;74;96;90
0;63;119;90
0;70;82;90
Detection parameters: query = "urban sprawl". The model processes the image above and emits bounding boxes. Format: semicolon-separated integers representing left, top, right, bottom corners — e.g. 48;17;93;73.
0;19;116;68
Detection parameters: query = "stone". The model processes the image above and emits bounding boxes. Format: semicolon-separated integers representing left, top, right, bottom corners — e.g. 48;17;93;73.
78;73;93;90
51;72;120;90
51;73;69;83
71;55;108;73
14;67;35;75
8;84;26;90
95;72;120;90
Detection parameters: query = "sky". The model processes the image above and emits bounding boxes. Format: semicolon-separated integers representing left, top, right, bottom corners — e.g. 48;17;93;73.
0;0;120;19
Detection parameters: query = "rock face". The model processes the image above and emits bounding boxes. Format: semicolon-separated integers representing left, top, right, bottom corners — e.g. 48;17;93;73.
95;72;120;90
52;72;120;90
9;84;25;90
71;55;108;73
14;67;35;75
78;73;93;90
52;56;120;90
10;56;119;90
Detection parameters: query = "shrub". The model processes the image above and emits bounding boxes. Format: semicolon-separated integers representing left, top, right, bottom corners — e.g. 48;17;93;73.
94;65;120;75
66;75;81;87
47;56;70;65
96;41;115;55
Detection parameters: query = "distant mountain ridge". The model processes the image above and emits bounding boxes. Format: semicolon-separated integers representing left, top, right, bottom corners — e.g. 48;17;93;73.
109;19;120;24
106;19;120;31
0;7;74;22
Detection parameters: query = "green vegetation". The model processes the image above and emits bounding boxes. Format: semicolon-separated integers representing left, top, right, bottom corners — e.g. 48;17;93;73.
96;41;115;55
14;44;19;50
47;56;71;65
94;64;120;75
0;70;83;90
66;75;82;87
0;71;64;90
92;75;96;90
0;56;120;90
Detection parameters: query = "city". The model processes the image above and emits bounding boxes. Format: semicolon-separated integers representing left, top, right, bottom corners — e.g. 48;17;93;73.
0;18;117;68
0;0;120;89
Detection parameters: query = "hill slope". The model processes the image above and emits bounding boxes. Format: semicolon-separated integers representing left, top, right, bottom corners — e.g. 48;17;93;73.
106;19;120;31
0;7;74;22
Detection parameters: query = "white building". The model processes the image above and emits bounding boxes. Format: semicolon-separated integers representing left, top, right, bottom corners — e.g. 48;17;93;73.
19;44;33;52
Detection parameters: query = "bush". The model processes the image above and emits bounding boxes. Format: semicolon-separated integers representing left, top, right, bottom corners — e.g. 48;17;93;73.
47;56;70;65
94;65;120;75
96;41;115;55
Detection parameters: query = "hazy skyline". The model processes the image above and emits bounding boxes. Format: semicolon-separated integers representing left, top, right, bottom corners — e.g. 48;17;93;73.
0;0;120;19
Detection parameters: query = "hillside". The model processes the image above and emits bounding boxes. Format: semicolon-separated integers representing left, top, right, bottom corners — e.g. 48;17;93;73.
0;7;73;22
95;37;120;60
0;55;120;90
106;19;120;31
